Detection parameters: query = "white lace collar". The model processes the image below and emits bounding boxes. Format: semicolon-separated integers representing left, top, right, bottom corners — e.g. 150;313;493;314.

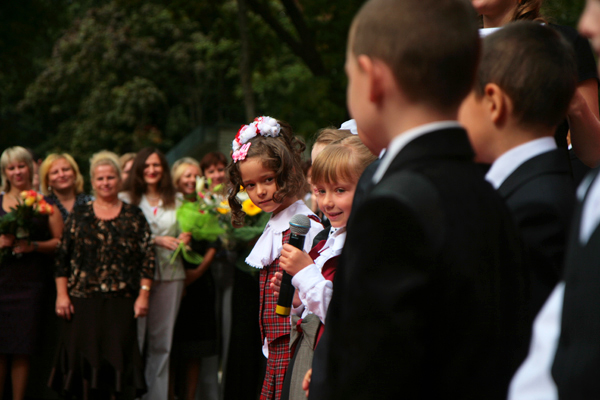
246;200;317;269
314;226;346;269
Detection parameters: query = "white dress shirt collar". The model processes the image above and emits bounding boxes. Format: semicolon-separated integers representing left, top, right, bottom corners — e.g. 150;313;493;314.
246;200;318;269
313;227;346;270
579;170;600;244
485;137;557;190
372;121;462;184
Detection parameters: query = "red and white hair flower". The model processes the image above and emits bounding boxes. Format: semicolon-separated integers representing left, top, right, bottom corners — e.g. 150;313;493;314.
231;116;281;163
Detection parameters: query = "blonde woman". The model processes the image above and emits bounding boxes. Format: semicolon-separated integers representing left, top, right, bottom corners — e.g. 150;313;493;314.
50;151;154;399
0;146;63;400
40;153;92;222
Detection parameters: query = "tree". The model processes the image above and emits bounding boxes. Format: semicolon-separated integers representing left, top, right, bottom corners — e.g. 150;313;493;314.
5;0;589;161
543;0;586;27
18;3;239;161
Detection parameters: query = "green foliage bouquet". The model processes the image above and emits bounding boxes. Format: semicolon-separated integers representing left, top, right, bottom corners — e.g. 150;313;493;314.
215;187;269;272
171;177;226;265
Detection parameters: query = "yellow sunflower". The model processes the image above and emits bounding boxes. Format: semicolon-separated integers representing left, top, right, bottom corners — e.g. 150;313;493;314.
217;200;230;215
242;198;262;216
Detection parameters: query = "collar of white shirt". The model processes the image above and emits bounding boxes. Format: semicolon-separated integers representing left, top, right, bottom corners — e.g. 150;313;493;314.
245;200;317;269
372;121;463;184
313;226;347;269
485;137;557;190
479;27;502;37
579;170;600;244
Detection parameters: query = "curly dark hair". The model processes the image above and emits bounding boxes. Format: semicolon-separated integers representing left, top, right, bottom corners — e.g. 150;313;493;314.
122;147;176;208
227;120;306;227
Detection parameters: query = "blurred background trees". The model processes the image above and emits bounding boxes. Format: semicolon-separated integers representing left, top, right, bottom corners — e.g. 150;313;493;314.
0;0;588;162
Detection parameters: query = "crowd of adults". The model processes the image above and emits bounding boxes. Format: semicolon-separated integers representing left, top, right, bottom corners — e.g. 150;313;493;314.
0;147;254;400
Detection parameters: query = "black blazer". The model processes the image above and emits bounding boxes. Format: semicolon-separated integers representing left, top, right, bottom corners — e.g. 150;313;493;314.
552;167;600;399
310;128;530;400
497;148;575;315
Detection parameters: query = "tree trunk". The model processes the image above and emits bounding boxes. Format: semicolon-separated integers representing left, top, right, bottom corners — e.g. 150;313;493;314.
237;0;255;121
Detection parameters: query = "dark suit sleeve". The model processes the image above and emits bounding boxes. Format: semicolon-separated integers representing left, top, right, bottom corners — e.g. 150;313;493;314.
510;199;572;313
319;179;445;399
512;201;569;277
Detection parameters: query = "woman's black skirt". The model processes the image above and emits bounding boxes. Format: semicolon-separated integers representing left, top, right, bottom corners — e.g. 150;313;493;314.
48;296;146;399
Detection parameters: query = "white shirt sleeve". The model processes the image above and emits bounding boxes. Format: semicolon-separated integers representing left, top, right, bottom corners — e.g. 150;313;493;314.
292;263;333;324
508;282;565;400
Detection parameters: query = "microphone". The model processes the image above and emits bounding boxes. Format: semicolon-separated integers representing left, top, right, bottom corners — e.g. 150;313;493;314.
276;214;311;317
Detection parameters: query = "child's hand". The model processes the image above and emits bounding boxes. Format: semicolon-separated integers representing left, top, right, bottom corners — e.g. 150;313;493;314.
270;272;301;308
270;272;282;297
280;244;313;276
302;368;312;397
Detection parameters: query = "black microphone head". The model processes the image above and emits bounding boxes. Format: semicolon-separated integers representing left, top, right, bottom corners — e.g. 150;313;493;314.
289;214;311;236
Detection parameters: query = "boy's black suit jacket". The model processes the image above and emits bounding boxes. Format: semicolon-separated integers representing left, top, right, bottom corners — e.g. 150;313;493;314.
309;127;530;400
552;167;600;399
497;148;575;315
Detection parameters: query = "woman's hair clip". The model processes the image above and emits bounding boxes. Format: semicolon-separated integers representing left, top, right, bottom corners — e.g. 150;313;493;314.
231;116;280;162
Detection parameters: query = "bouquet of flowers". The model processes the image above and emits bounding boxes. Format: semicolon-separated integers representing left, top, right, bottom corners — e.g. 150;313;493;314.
0;190;54;263
171;177;226;265
216;187;269;272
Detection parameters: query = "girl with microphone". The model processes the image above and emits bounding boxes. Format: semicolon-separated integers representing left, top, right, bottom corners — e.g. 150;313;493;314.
226;116;322;400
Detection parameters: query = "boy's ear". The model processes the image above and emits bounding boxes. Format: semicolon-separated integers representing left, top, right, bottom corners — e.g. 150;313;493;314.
484;83;512;126
357;55;388;104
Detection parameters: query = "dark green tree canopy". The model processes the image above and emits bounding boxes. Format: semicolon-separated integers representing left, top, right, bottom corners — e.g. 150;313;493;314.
0;0;588;162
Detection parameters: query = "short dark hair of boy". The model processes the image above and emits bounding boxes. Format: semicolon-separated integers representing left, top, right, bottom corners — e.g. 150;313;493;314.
476;22;577;130
200;152;227;174
350;0;479;113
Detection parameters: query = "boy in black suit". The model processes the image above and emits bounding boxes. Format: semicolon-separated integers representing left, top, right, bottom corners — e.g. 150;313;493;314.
507;4;600;398
459;22;578;316
308;0;530;399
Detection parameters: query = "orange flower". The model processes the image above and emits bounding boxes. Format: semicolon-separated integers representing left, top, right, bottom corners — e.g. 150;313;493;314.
242;199;262;216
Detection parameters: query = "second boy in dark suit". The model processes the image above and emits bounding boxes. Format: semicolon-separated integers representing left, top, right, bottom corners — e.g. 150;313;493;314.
459;22;578;315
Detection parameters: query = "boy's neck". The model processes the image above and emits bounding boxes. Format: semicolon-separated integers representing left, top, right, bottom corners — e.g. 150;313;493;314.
383;103;458;147
489;124;556;164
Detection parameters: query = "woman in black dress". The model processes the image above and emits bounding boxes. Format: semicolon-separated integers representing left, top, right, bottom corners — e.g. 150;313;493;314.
50;151;154;399
171;157;219;400
0;146;63;400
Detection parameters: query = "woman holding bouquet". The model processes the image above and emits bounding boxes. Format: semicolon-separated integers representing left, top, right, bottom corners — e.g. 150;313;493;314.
0;146;62;400
121;148;187;400
171;157;219;400
50;150;154;399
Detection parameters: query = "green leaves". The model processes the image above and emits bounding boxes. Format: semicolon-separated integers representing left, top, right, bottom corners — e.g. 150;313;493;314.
18;2;237;160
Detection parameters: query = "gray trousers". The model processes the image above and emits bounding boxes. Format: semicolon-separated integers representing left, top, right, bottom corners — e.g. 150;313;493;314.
138;279;185;400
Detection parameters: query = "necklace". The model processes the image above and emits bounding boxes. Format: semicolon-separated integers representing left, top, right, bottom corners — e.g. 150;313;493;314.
95;200;121;209
146;194;160;201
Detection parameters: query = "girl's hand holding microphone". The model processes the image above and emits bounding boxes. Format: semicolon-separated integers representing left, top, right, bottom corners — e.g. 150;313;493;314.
280;244;313;276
